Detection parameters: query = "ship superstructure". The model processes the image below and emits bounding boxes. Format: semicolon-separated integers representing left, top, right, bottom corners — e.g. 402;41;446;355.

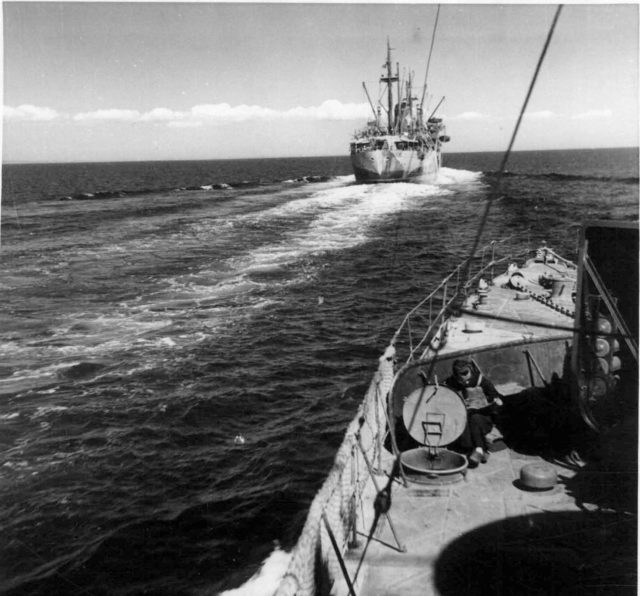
350;40;449;183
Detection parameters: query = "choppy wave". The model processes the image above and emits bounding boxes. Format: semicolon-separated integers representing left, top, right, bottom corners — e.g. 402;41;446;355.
494;170;639;184
2;173;476;400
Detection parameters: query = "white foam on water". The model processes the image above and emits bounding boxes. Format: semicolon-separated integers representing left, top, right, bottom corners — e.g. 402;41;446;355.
218;547;291;596
31;405;69;419
233;179;454;277
0;361;77;396
0;314;174;361
139;275;267;334
0;361;81;382
0;412;20;420
3;170;481;383
437;166;483;186
331;174;355;185
0;310;199;393
1;278;260;384
161;275;263;302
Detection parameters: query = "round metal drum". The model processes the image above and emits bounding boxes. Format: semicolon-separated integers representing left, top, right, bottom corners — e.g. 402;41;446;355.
401;448;468;484
402;384;467;447
519;462;558;491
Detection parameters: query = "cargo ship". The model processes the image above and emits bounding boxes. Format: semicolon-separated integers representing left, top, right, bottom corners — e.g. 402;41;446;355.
350;40;449;184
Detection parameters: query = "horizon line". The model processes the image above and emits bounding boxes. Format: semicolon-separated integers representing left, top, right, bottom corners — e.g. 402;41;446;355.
3;145;638;167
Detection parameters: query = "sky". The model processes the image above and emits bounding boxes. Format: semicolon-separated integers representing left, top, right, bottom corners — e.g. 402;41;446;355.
2;2;639;163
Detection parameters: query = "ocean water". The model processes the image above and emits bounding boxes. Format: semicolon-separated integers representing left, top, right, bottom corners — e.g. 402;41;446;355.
0;148;638;595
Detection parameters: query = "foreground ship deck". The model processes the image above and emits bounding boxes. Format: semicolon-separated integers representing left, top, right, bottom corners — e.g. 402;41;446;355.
348;428;636;596
274;231;638;596
340;246;637;595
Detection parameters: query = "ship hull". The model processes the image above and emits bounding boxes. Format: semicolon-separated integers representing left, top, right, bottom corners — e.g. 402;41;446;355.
351;147;440;183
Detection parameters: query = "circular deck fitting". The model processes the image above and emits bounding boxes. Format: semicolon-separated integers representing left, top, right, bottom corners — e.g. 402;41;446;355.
518;462;558;491
401;448;468;484
401;386;469;484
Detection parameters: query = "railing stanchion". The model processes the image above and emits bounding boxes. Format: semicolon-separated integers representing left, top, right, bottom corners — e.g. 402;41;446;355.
491;241;496;282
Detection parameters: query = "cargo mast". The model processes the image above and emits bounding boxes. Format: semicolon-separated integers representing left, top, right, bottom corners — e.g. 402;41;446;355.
381;39;399;133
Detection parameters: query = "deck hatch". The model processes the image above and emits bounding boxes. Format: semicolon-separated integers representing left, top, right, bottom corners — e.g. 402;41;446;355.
401;384;469;482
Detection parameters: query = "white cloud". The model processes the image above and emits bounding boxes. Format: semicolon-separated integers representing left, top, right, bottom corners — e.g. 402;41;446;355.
188;100;369;123
3;104;60;121
73;109;141;122
140;107;185;122
572;109;612;120
6;100;374;127
191;102;279;123
75;100;370;126
283;100;370;121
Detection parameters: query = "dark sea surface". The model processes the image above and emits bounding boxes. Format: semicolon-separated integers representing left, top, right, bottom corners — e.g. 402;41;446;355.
1;148;638;595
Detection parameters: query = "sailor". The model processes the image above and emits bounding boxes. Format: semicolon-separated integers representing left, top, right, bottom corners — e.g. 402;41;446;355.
446;359;503;467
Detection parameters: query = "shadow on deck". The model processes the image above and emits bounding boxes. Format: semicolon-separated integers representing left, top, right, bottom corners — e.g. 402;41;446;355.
433;508;637;596
432;382;638;596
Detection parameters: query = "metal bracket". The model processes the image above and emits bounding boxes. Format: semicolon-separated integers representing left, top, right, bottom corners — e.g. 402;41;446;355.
356;435;406;554
523;349;548;387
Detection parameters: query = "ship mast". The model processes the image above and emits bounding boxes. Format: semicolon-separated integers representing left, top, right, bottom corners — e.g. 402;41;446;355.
407;73;414;133
381;39;399;133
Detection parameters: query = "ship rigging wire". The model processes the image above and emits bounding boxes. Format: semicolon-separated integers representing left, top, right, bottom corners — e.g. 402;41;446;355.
452;4;566;337
419;4;441;110
463;5;563;272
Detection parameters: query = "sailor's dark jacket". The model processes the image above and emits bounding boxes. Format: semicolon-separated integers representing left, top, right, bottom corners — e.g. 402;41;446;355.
445;371;502;411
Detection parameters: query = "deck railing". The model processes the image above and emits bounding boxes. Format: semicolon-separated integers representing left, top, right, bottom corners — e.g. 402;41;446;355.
390;237;534;365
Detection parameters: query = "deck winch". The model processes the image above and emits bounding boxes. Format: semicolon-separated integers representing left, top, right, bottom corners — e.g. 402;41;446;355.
400;384;468;484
